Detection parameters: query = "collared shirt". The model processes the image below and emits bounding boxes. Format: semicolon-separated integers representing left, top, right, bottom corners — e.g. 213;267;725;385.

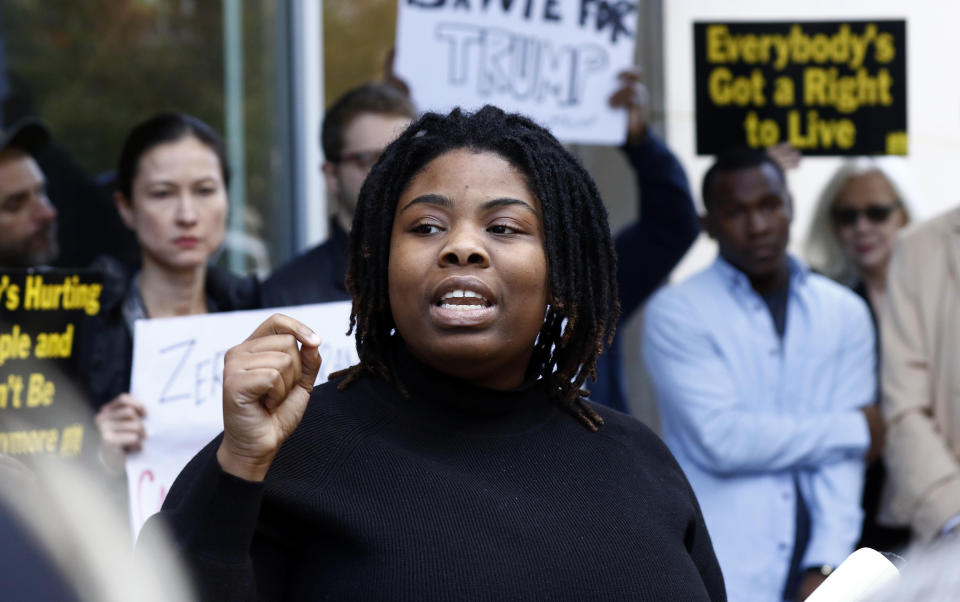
643;256;874;602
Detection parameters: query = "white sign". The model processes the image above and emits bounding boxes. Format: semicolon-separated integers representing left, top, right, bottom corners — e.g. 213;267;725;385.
125;302;358;538
395;0;639;145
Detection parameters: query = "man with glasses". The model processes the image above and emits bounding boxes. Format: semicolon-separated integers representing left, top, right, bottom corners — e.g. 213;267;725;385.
263;83;416;306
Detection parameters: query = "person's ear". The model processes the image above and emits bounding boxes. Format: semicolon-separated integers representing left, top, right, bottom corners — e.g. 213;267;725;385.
114;191;136;230
894;206;909;228
784;192;795;220
700;212;716;240
322;162;341;198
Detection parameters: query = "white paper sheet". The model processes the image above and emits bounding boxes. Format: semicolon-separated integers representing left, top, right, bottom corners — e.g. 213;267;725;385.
395;0;639;145
125;302;358;538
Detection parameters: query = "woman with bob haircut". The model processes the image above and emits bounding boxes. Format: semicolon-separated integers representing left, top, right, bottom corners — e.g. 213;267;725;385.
803;157;915;552
144;106;725;601
79;113;260;473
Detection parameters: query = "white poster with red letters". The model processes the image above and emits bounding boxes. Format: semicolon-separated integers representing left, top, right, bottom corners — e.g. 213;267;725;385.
125;302;358;539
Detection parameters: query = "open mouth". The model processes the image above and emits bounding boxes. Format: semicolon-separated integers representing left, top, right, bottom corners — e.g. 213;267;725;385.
435;289;493;311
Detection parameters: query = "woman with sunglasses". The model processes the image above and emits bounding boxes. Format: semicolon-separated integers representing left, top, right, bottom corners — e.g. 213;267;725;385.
804;157;915;552
805;159;914;316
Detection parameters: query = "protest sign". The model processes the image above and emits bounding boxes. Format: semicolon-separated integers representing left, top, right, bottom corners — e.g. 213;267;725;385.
395;0;639;145
125;302;358;538
0;269;101;466
694;20;907;155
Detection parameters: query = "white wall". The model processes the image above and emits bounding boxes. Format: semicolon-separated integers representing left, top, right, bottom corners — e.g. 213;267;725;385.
664;1;960;280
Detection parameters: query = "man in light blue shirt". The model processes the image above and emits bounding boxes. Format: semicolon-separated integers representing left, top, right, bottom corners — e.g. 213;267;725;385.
643;148;883;602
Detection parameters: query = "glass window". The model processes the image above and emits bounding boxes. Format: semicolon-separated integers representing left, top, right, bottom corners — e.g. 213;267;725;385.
324;0;397;107
0;0;288;276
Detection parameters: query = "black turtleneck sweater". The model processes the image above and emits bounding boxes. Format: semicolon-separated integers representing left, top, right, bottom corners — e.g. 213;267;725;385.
143;350;725;601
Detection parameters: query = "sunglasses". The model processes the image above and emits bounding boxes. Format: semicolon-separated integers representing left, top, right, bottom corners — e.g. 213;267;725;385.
830;204;899;226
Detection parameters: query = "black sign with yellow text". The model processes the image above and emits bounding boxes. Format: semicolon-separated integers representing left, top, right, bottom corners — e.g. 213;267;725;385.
694;20;907;155
0;269;102;464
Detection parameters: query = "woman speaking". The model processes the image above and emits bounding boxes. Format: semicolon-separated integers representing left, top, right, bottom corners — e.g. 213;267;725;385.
145;106;725;601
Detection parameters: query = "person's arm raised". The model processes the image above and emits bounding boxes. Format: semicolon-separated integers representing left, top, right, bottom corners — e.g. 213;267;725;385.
608;68;699;319
216;314;323;482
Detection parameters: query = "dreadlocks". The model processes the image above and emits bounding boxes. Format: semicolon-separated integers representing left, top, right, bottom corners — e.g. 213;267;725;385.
332;105;620;431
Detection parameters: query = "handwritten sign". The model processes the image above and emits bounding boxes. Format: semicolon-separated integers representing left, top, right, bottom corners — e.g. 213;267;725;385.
0;269;101;466
125;302;358;538
694;20;907;155
395;0;639;145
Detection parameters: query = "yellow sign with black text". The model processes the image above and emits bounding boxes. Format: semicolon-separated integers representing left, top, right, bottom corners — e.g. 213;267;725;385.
0;269;102;463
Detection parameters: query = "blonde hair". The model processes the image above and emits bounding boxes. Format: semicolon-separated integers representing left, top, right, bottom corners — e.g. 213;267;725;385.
803;157;915;285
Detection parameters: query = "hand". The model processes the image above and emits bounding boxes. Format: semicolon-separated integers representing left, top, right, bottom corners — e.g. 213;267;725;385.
608;67;648;144
95;393;148;473
767;142;802;172
217;314;322;482
795;571;827;601
860;405;886;463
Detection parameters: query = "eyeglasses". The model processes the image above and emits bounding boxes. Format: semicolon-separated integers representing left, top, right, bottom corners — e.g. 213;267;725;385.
830;204;899;226
336;149;383;171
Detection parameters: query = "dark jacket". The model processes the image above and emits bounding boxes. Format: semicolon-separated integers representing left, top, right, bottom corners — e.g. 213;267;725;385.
76;256;261;411
850;280;911;552
589;134;700;413
261;219;350;307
